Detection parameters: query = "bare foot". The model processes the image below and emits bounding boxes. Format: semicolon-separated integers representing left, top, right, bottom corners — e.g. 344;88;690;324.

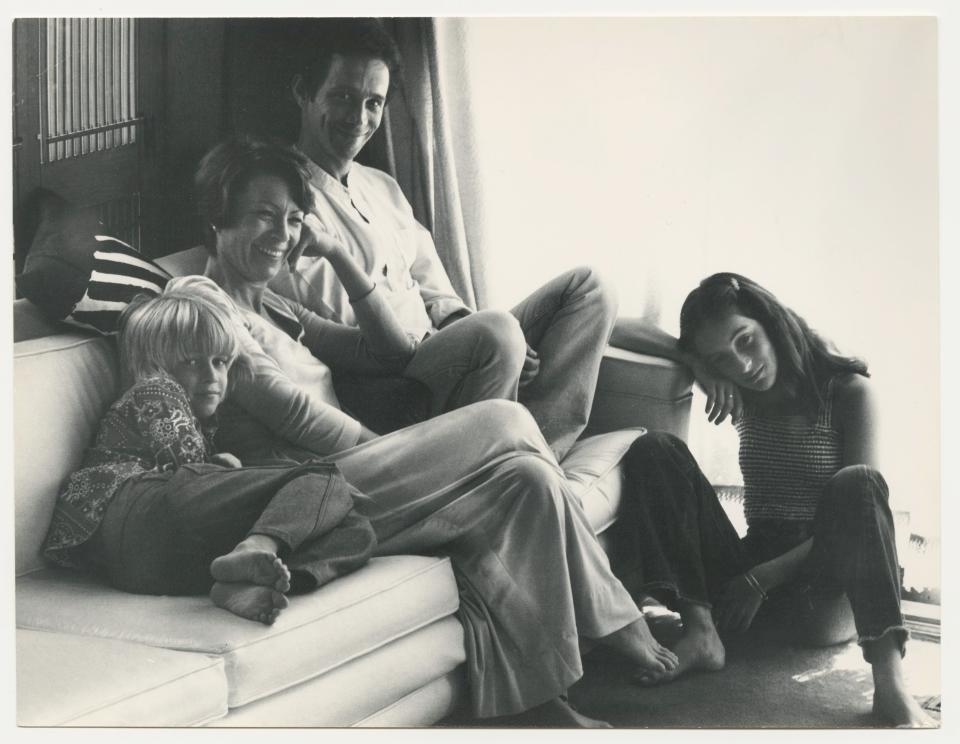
866;631;937;727
872;676;937;727
210;541;291;592
638;594;683;646
498;697;612;728
210;581;289;625
637;625;726;686
599;616;679;676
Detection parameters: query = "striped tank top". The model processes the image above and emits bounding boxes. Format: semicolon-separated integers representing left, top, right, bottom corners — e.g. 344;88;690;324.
735;377;842;524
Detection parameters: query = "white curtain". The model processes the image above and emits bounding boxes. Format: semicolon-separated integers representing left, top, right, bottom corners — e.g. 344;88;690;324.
438;17;939;545
380;18;489;309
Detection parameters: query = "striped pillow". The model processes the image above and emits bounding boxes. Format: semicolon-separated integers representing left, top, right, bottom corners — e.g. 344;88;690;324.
16;207;171;335
65;235;171;333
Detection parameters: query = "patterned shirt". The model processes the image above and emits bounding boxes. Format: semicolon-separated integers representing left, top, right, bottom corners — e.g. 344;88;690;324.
43;375;215;567
736;378;842;525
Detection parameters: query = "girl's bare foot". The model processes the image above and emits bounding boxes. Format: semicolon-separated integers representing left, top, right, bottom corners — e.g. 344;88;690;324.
638;593;683;645
210;536;291;592
872;683;936;728
210;581;289;625
870;635;937;727
636;603;725;686
599;616;679;676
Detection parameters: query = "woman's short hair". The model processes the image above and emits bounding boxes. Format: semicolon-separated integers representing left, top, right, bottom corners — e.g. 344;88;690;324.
118;276;253;392
194;136;315;254
678;272;867;413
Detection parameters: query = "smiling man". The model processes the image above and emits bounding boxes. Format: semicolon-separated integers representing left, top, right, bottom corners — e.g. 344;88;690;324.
271;19;617;459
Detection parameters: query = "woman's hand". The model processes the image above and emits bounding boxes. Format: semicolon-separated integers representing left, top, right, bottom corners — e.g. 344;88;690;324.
692;360;743;425
713;573;765;632
289;213;344;265
210;452;243;468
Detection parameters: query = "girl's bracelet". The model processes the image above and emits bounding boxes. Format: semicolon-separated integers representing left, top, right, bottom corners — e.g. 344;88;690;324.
348;282;377;303
744;571;769;602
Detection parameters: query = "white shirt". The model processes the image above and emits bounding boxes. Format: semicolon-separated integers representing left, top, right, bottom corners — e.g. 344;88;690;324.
270;158;470;340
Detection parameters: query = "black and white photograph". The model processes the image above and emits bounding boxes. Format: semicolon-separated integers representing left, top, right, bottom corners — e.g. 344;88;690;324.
4;0;954;736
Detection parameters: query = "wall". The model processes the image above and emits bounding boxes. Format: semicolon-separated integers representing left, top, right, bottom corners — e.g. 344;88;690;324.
154;19;227;255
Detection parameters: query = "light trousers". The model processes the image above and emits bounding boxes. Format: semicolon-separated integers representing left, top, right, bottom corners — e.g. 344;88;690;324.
326;400;641;717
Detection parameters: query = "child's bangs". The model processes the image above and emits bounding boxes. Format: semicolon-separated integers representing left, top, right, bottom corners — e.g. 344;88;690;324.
159;300;240;365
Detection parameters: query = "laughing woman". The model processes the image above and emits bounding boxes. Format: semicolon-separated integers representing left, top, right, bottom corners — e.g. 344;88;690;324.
187;136;678;725
611;272;933;727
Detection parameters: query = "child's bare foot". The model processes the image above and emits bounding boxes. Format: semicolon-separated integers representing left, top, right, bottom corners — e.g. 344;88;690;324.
210;537;291;592
210;581;289;625
599;616;679;676
635;603;725;686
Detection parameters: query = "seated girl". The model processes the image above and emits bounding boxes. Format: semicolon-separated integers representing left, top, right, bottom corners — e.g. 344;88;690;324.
611;272;933;727
43;280;377;624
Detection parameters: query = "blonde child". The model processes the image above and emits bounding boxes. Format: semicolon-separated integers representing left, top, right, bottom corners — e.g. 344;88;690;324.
43;277;376;624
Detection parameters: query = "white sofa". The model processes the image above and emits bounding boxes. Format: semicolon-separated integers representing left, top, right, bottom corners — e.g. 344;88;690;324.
13;262;693;727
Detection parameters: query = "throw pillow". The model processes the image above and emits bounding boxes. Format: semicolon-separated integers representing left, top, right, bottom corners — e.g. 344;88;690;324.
16;191;171;335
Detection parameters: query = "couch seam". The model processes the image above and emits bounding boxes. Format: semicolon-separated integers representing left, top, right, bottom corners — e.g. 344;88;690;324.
15;556;455;649
14;335;110;358
48;651;226;725
228;610;463;709
219;556;457;652
351;667;463;726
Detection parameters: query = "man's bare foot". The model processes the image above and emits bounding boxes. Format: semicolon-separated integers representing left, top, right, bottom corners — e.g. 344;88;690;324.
598;616;679;676
635;603;725;686
210;581;289;625
495;697;611;728
210;536;291;592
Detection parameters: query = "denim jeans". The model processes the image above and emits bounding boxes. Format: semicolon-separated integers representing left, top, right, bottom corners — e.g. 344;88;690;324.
608;432;908;658
335;267;617;461
86;460;376;596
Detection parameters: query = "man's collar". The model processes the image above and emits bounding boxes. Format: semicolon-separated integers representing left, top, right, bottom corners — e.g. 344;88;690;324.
294;145;353;191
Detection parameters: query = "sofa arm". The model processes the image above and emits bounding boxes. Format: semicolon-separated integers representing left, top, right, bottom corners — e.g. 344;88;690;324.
584;345;694;441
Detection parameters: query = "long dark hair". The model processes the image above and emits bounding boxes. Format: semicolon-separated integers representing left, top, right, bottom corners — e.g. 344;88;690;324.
678;272;868;414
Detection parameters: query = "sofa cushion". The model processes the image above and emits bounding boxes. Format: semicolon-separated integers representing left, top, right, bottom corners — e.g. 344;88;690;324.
356;669;464;727
220;617;466;726
17;629;227;726
17;554;460;708
587;346;693;439
14;333;120;576
13;297;71;342
561;428;645;534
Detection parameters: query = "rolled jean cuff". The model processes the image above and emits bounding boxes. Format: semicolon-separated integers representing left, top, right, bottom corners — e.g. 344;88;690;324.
639;580;713;610
859;624;910;663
